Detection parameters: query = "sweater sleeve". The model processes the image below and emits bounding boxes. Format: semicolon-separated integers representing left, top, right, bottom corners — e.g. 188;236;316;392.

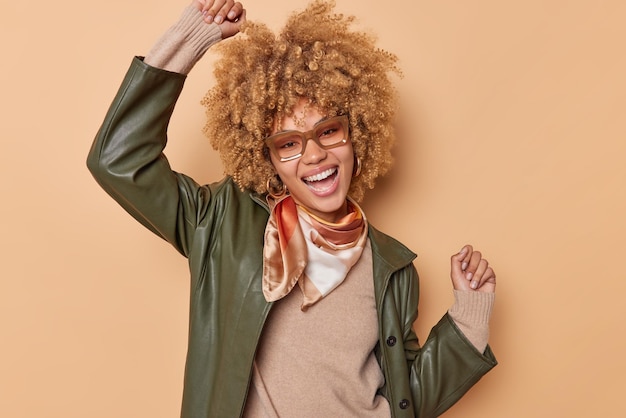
448;290;495;353
145;5;223;74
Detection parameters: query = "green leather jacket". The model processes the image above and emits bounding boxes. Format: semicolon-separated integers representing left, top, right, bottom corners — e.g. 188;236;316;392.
87;57;496;418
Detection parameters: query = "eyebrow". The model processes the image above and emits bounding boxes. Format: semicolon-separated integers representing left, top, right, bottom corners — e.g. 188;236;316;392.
273;116;331;135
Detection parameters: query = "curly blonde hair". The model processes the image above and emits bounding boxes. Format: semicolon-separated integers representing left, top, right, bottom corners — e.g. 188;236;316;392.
202;0;400;201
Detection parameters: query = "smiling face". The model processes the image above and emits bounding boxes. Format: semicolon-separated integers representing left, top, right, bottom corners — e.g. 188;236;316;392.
269;99;354;223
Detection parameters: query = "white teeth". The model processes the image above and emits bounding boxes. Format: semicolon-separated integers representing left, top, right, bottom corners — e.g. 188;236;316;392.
303;168;336;182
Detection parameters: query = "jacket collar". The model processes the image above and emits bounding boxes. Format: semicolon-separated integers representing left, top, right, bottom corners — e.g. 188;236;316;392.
367;224;417;301
368;225;417;271
250;192;270;213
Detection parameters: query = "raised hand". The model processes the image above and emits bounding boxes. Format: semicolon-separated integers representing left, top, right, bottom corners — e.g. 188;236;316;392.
450;245;496;293
193;0;246;38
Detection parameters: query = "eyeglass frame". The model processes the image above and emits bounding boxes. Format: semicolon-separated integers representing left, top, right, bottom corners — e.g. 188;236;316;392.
264;115;350;162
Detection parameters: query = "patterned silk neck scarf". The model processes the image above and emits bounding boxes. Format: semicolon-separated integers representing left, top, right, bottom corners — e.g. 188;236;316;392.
262;195;368;311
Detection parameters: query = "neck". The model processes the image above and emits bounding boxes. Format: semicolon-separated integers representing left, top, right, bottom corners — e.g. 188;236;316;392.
297;201;352;225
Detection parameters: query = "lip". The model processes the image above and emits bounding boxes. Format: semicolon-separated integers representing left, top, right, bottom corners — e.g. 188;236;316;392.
300;165;338;180
300;165;340;197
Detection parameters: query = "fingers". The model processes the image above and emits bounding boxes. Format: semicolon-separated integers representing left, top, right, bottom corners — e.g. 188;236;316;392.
450;245;496;292
219;8;246;38
458;244;473;271
451;245;469;277
450;245;472;291
470;258;496;290
196;0;243;24
224;1;244;21
465;250;483;287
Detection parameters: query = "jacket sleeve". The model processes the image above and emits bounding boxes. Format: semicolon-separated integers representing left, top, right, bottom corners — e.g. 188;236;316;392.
87;57;212;257
400;265;497;417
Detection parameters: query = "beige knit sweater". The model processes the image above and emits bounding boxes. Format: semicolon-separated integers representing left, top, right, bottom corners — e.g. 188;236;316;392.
243;241;391;417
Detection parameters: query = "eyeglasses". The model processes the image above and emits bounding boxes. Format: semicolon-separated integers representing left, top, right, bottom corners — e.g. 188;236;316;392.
265;115;349;162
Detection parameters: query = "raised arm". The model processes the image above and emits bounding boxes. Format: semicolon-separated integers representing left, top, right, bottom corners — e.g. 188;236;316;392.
86;2;245;255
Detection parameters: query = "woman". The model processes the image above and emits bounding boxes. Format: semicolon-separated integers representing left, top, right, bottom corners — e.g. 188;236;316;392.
87;1;497;417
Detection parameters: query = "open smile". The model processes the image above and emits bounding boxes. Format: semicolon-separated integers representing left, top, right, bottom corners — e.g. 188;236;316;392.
302;167;339;194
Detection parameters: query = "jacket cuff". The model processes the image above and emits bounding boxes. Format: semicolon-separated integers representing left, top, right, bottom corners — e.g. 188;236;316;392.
422;313;497;417
145;5;222;74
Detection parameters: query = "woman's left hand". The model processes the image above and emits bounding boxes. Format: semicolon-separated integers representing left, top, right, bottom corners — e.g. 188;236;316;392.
450;245;496;293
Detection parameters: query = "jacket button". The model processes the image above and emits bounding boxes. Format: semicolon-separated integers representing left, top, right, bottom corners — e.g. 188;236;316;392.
399;399;410;409
386;336;397;346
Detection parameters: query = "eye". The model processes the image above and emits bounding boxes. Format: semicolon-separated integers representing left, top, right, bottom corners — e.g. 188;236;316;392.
316;119;344;142
272;134;302;151
319;127;339;138
279;141;298;149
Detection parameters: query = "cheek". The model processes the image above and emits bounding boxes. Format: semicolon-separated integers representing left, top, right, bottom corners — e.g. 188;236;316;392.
271;159;298;184
341;146;355;174
269;155;278;174
269;155;284;177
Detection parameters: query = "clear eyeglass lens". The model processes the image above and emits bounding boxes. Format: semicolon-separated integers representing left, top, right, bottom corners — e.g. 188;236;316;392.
315;119;345;146
274;134;304;159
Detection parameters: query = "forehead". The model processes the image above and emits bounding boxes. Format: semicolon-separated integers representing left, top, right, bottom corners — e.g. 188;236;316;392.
273;98;327;133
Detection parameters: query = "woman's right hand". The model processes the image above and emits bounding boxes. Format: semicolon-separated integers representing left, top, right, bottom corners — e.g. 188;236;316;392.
192;0;246;39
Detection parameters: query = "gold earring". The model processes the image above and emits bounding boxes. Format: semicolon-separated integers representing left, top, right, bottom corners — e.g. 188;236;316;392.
266;175;287;199
353;156;362;177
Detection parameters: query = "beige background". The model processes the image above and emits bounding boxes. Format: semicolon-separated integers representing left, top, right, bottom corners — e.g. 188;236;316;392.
2;0;625;416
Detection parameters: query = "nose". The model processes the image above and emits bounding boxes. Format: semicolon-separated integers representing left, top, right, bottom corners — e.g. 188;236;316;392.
301;135;327;164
